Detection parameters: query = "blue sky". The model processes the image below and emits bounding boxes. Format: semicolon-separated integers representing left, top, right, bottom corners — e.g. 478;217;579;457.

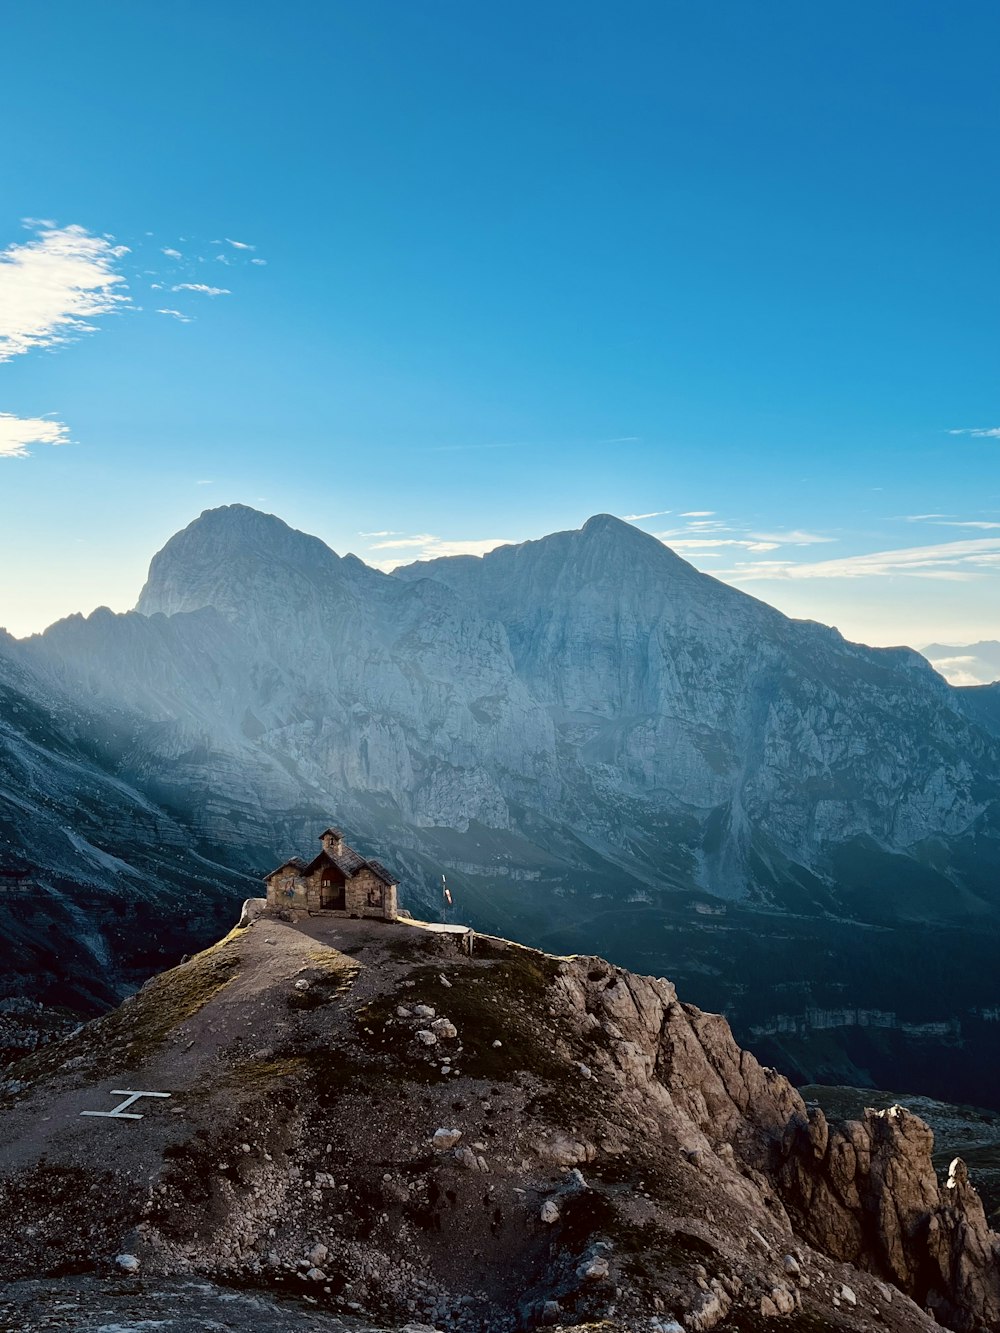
2;2;999;668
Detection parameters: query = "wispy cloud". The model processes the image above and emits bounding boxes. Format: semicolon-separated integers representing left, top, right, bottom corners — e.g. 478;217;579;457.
359;529;403;538
923;654;996;687
171;283;230;296
156;308;194;322
719;538;1000;582
365;533;514;567
161;247;182;260
747;529;834;545
659;534;780;553
0;221;130;362
899;513;1000;530
948;427;1000;438
0;412;70;459
622;510;671;521
225;237;255;250
368;534;439;551
655;515;833;554
251;258;267;266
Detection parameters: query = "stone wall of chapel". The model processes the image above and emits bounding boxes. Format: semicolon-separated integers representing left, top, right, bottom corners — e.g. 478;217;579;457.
265;864;397;920
347;867;397;920
265;870;307;911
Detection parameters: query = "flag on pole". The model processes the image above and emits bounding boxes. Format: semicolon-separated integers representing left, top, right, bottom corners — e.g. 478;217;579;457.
442;874;453;906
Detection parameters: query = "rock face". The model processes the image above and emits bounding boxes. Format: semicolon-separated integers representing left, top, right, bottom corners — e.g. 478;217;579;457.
1;915;998;1332
6;506;1000;1096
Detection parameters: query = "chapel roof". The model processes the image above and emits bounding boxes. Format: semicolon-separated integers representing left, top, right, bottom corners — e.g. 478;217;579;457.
263;855;307;878
264;832;398;887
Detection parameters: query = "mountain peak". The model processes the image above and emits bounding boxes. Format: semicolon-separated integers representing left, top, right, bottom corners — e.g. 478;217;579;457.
578;512;672;549
136;505;344;618
580;512;635;534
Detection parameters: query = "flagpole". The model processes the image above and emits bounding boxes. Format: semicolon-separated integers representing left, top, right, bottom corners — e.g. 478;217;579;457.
442;873;453;924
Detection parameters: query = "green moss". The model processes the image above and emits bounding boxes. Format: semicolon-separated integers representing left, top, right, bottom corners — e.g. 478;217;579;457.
3;932;244;1096
215;1054;308;1093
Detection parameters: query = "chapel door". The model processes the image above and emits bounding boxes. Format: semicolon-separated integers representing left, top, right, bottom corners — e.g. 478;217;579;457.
320;875;345;909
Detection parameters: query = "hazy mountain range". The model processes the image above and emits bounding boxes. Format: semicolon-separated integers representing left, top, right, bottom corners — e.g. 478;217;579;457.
3;505;1000;1100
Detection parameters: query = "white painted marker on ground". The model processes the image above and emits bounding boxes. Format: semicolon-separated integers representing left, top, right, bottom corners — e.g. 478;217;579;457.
80;1089;172;1119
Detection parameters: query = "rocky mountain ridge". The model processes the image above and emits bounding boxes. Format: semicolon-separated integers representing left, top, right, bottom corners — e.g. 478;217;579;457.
4;506;1000;1100
1;911;998;1332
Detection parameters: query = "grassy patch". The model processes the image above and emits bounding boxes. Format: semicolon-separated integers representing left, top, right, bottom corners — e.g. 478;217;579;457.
210;1054;309;1098
3;933;244;1095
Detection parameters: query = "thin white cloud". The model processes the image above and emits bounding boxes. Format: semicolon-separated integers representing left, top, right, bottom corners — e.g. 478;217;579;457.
367;533;514;566
161;247;182;260
660;535;780;553
933;521;1000;530
251;258;267;266
195;479;214;485
748;530;834;545
0;412;70;459
359;529;403;538
622;510;671;521
225;238;255;250
948;427;1000;438
156;308;193;322
369;533;439;550
680;510;715;517
902;513;954;522
0;222;130;362
656;524;731;538
923;654;996;687
171;283;230;296
718;537;1000;582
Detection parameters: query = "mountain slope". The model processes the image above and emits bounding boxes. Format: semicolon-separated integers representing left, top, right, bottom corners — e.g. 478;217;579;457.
394;514;1000;911
2;909;997;1332
0;630;252;1051
7;506;1000;1100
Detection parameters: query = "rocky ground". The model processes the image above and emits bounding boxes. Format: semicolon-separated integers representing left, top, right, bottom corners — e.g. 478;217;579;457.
0;1276;409;1332
1;908;999;1332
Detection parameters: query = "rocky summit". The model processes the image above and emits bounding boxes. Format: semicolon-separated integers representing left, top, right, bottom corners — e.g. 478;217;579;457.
4;507;1000;1101
2;908;999;1333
